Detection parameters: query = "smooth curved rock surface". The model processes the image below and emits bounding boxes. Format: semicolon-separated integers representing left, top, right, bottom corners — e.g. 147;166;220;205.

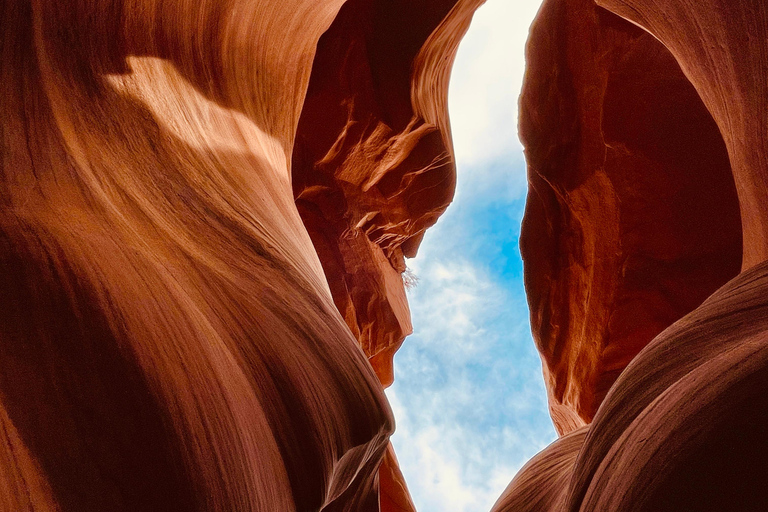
13;0;768;509
495;0;768;510
519;0;742;433
292;0;484;508
597;0;768;272
492;261;768;511
378;442;418;512
490;426;587;512
0;0;482;509
565;250;768;511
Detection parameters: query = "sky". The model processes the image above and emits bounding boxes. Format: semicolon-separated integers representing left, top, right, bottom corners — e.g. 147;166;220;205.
384;1;556;511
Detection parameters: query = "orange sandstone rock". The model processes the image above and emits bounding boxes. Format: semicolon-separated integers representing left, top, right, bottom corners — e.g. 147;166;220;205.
495;0;768;510
563;260;768;511
1;0;487;509
493;261;768;511
519;0;742;434
0;0;401;510
379;442;418;512
597;0;768;272
490;426;587;512
293;0;485;386
292;1;485;507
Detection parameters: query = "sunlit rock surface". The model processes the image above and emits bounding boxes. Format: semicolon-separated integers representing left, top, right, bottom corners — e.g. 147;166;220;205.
8;0;767;509
0;0;483;509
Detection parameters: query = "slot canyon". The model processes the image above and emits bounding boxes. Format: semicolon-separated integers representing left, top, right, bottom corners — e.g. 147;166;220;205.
2;0;768;510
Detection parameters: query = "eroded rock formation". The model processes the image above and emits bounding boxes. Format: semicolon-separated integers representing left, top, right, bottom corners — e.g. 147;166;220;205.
293;0;483;388
494;262;768;511
292;0;483;509
491;426;588;512
519;0;742;434
0;0;482;510
7;0;768;508
495;0;768;510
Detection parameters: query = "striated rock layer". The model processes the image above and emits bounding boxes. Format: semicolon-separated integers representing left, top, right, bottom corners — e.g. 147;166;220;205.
0;0;484;510
494;261;768;511
293;0;484;388
598;0;768;272
12;0;768;508
295;0;485;509
491;426;588;512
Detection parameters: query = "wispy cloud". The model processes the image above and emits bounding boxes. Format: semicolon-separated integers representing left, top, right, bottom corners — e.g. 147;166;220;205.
389;209;555;512
388;1;553;510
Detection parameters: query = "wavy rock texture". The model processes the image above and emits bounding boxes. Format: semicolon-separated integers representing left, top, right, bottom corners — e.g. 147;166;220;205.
293;0;483;388
519;0;742;434
0;0;483;510
597;0;768;272
296;0;485;509
565;257;768;511
292;3;484;507
490;426;587;512
495;260;768;511
12;0;766;509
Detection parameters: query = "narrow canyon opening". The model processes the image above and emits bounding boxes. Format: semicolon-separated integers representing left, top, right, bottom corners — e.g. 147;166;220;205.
291;0;743;509
2;0;764;510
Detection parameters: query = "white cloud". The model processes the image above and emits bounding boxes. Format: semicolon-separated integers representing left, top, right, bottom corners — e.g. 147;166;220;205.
387;363;554;511
448;0;543;168
389;248;554;511
404;259;501;358
452;153;528;207
386;2;555;511
387;389;510;511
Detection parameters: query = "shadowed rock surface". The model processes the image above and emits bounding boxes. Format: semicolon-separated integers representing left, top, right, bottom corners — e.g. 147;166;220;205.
495;260;768;510
491;426;587;512
519;0;742;434
494;0;768;509
293;0;484;388
292;0;484;508
7;0;768;509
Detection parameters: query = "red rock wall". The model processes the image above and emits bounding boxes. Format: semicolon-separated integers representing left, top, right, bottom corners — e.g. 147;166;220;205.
0;0;488;509
291;1;485;509
14;0;766;508
0;1;383;510
491;426;588;512
597;0;768;272
293;0;484;387
494;261;768;511
494;0;768;509
519;0;742;434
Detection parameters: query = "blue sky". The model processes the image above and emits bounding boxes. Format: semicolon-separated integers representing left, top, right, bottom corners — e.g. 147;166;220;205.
384;1;556;510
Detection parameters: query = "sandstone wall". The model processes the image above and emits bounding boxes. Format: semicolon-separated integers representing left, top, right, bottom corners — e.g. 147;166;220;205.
519;0;742;434
494;0;768;509
6;0;766;509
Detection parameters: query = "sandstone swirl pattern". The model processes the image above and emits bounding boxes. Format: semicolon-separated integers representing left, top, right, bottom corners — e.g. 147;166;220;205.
0;0;480;510
494;260;768;511
5;0;768;510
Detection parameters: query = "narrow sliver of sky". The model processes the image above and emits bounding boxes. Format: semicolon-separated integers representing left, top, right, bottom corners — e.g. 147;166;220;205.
384;1;556;511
